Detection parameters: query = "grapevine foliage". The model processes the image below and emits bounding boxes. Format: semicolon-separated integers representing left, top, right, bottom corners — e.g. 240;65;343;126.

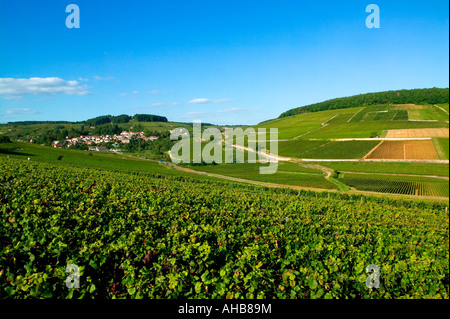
0;158;448;299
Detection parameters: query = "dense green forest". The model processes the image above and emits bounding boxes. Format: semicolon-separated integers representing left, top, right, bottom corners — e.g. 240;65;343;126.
278;88;449;118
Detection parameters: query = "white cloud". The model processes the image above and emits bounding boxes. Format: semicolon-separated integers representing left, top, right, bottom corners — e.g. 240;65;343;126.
182;111;213;118
150;102;179;107
93;75;115;80
217;107;245;113
188;98;232;104
148;89;160;95
120;90;139;97
0;77;90;97
5;108;38;115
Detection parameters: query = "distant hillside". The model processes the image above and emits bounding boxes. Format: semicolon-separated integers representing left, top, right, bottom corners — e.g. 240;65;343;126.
279;88;449;118
6;113;168;126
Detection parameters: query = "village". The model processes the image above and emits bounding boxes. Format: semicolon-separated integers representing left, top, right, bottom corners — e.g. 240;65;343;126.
51;130;158;151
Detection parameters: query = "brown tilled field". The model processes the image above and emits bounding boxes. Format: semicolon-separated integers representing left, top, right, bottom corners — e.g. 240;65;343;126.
367;140;440;160
384;128;449;138
390;104;423;110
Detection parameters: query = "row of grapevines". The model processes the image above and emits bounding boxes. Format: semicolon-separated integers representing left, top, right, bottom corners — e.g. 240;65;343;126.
0;157;448;299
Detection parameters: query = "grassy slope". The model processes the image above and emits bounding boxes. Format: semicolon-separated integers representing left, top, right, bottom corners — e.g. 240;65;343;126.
408;104;449;121
256;105;448;140
255;108;362;140
306;120;448;139
433;137;450;160
0;141;217;182
292;141;379;159
187;161;338;190
437;103;449;113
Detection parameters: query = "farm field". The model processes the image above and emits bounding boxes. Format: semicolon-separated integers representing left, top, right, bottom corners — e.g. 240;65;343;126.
304;120;448;139
390;104;422;110
1;157;448;299
255;107;363;140
436;104;449;113
340;173;449;198
317;161;449;177
294;140;380;159
407;104;449;121
259;104;448;140
186;161;337;190
433;138;450;160
384;128;449;138
273;140;379;159
349;105;406;122
366;140;440;160
276;140;329;158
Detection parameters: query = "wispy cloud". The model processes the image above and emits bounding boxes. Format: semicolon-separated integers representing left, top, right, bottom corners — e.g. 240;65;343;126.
182;106;253;119
93;75;115;80
148;89;161;95
151;102;179;107
0;77;90;97
5;108;39;115
119;90;139;97
217;107;245;113
182;111;213;118
188;98;232;104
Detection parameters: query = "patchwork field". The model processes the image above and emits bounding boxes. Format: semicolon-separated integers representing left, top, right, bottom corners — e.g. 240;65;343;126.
367;140;440;160
390;104;422;110
384;128;449;138
349;105;407;122
407;104;449;121
255;107;363;140
274;140;379;159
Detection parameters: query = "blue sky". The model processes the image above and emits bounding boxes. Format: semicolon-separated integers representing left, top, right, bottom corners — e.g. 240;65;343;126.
0;0;448;125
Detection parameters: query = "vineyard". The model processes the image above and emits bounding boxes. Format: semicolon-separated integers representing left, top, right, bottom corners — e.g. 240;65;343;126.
366;140;440;160
340;174;449;198
0;157;448;299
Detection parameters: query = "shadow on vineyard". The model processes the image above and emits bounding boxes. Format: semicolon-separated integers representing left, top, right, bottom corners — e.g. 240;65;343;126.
0;148;34;157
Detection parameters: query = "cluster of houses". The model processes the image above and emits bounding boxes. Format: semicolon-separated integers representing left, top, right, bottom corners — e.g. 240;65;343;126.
52;131;158;150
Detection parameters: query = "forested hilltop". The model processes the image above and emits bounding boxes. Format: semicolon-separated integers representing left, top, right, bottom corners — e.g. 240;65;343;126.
278;88;449;118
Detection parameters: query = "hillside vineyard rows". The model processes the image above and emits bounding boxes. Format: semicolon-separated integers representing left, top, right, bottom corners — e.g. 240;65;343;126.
0;158;448;299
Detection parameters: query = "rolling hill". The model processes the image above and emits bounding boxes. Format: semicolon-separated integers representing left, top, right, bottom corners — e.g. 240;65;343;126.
278;87;449;118
1;89;449;199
